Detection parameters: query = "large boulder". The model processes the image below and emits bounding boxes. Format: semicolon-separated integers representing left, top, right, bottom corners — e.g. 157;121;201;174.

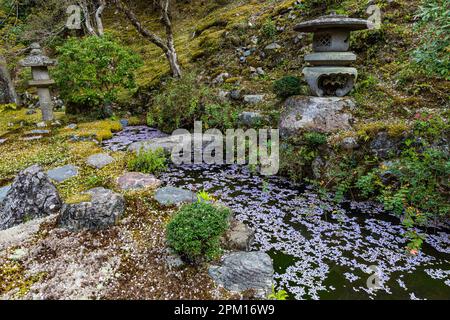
0;165;62;231
58;188;125;232
209;251;274;298
280;96;355;136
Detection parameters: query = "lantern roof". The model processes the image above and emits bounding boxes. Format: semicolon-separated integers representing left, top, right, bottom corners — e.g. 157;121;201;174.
20;43;57;68
294;13;373;33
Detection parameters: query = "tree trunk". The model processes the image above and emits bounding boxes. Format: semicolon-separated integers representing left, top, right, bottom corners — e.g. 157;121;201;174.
0;55;19;105
95;1;106;36
111;0;182;78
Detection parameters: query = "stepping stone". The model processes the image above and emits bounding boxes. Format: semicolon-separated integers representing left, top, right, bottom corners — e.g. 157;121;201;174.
21;136;43;141
86;153;115;169
154;187;196;206
47;165;79;183
209;251;274;298
66;123;77;130
0;185;11;203
243;94;265;104
116;172;162;191
26;129;50;135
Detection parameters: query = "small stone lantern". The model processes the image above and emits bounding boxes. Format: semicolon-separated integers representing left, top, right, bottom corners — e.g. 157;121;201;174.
294;13;373;97
20;43;57;121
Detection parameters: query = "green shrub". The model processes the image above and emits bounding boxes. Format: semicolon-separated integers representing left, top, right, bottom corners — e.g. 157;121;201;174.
273;76;302;99
53;35;142;114
261;18;277;39
166;202;231;263
148;71;239;132
127;147;168;175
304;132;327;146
412;0;450;79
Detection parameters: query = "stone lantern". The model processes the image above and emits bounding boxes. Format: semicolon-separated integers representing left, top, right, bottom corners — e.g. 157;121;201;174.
20;43;57;121
294;13;373;97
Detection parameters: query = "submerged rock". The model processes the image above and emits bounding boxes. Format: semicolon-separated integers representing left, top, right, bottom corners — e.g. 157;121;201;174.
47;165;79;183
208;251;274;298
280;96;355;136
86;153;115;169
58;188;125;232
0;165;62;231
116;172;162;191
154;187;196;206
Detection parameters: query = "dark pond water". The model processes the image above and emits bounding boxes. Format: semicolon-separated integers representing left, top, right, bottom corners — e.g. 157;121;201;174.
104;126;450;300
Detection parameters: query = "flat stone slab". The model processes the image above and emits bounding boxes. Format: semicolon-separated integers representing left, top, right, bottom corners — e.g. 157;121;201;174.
21;135;43;141
243;95;265;104
86;153;115;169
0;185;11;203
209;251;274;298
128;133;222;155
27;129;50;135
47;165;79;183
154;187;196;206
116;172;162;191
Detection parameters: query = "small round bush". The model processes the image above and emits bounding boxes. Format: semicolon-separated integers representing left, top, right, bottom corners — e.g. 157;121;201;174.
273;76;302;99
166;202;231;263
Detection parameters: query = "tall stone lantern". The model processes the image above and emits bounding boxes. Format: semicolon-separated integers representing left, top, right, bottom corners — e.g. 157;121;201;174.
294;13;373;97
20;43;57;121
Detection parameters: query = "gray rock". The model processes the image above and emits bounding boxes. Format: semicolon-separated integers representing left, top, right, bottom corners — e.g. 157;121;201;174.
209;251;274;298
36;122;47;128
58;188;125;232
0;138;7;145
0;165;62;231
243;94;265;104
27;129;50;135
238;111;264;126
47;165;79;183
212;73;230;85
21;135;43;141
66;123;77;130
311;156;325;179
86;153;115;169
264;43;281;50
370;132;398;159
120;119;129;127
154;187;196;206
128;133;222;156
116;172;162;191
0;185;11;204
223;220;255;251
165;247;185;270
280;96;355;136
341;136;359;150
230;90;242;100
26;109;36;115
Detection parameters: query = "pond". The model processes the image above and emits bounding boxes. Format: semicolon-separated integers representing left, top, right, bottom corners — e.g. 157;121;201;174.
104;126;450;300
